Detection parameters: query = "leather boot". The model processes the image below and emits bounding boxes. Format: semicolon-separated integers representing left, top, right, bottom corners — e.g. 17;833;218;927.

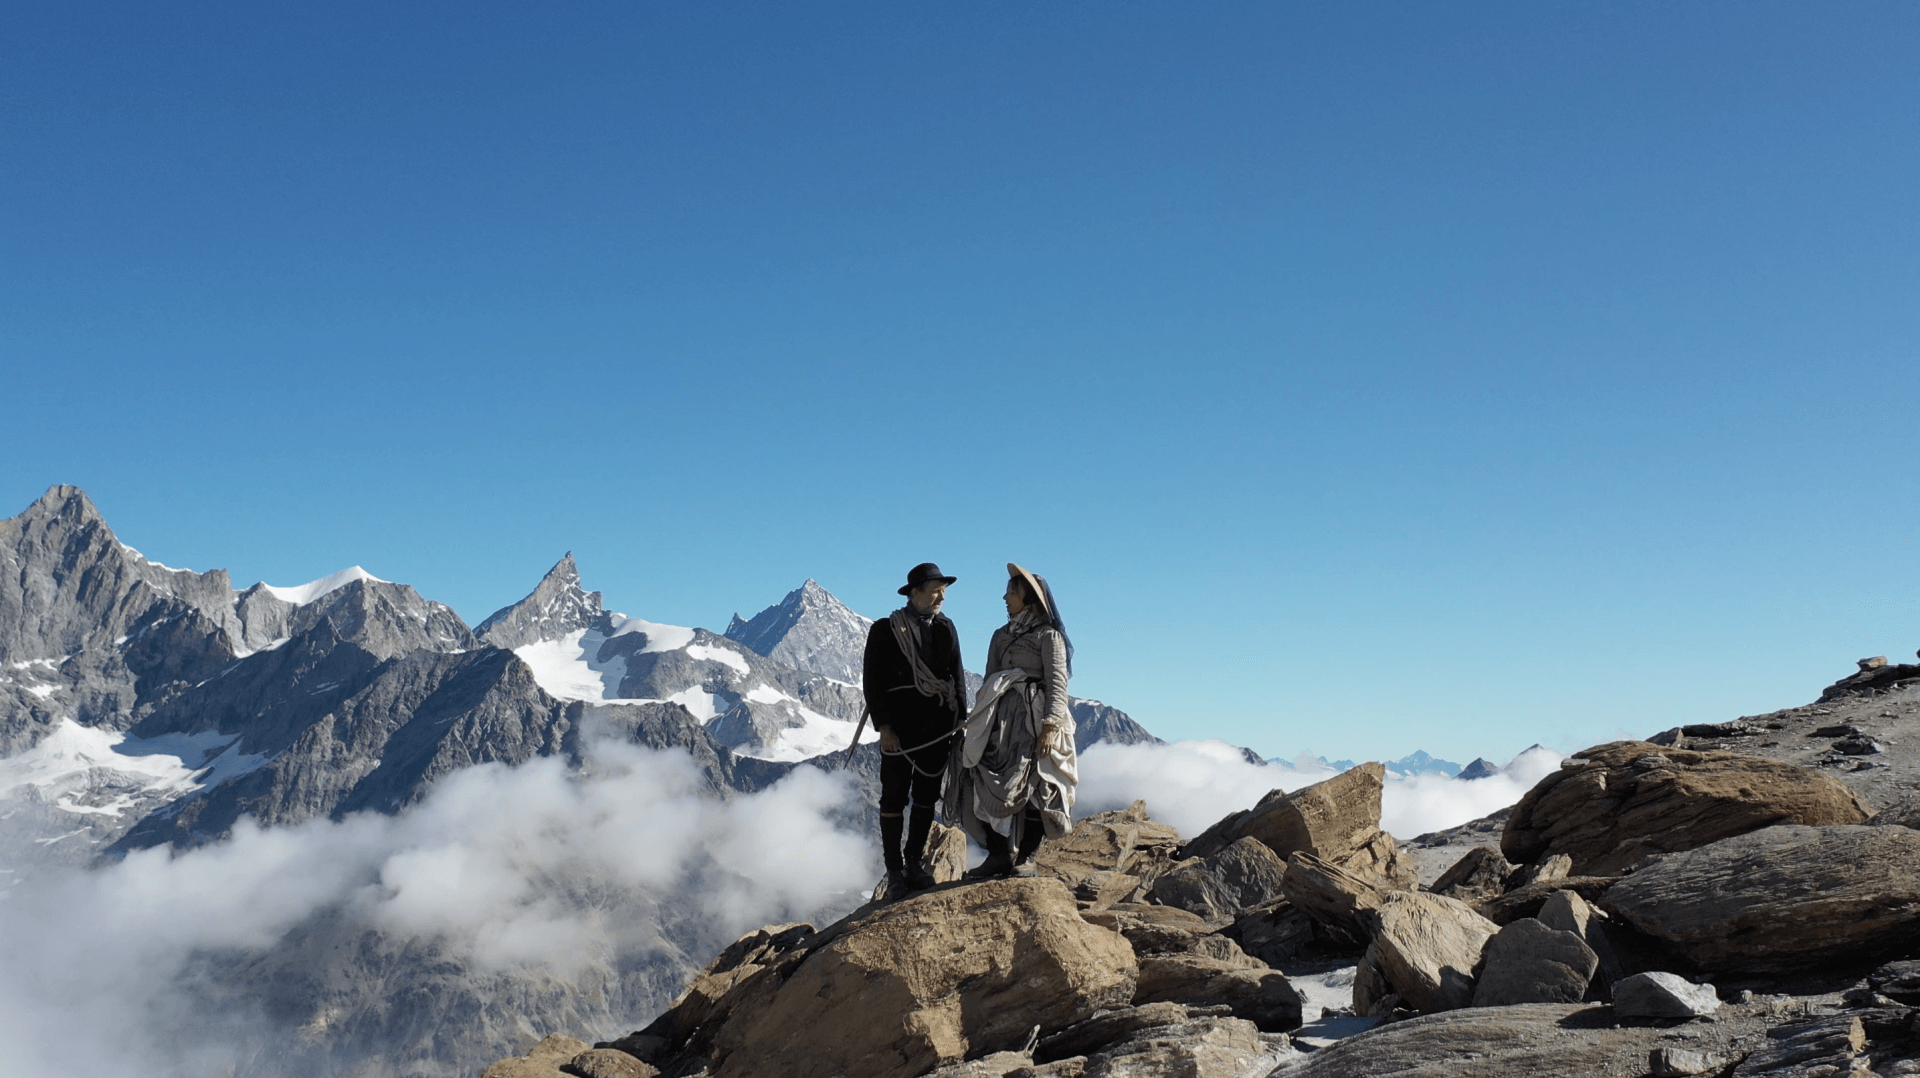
880;813;906;895
965;827;1015;880
903;804;938;892
1012;808;1044;877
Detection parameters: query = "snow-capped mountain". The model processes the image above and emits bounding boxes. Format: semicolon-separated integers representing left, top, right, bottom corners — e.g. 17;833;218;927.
480;557;870;763
723;579;870;686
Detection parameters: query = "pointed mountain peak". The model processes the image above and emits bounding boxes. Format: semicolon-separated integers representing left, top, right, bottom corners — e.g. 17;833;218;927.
475;553;605;649
13;484;107;531
725;579;871;684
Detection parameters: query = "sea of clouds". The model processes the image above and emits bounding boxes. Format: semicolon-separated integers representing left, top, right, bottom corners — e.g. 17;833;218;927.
0;727;1556;1076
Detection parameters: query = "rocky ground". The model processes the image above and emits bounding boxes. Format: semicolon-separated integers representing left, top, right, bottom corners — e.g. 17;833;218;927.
483;657;1920;1078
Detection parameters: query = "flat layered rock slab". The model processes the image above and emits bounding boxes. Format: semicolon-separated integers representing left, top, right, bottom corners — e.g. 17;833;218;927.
1599;824;1920;973
1270;1004;1680;1077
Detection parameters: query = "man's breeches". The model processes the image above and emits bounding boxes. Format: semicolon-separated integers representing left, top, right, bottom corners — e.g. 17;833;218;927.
879;740;951;815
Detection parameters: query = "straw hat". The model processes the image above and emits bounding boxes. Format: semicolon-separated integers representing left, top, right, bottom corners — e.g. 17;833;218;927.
1007;562;1051;617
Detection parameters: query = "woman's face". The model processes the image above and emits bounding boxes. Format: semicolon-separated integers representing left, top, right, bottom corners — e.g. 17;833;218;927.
1003;578;1026;617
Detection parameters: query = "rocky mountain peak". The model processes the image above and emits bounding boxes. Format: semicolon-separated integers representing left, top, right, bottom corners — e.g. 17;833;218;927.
724;579;871;685
474;553;606;649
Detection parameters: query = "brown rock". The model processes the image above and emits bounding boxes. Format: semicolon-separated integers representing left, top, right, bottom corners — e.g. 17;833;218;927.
641;922;816;1049
1508;853;1571;888
1476;875;1620;926
1080;1015;1295;1077
1334;826;1420;890
1133;954;1303;1032
481;1035;593;1078
1079;903;1213;956
562;1048;657;1078
1031;802;1181;910
1279;851;1388;939
1501;741;1869;875
1271;1002;1681;1077
1353;892;1499;1015
1184;763;1387;864
702;877;1138;1078
1537;889;1624;996
926;822;970;884
1224;900;1315;967
1428;844;1514;905
1035;1001;1191;1063
1149;837;1288;926
1468;917;1597;1006
1599;824;1920;973
1730;1014;1864;1075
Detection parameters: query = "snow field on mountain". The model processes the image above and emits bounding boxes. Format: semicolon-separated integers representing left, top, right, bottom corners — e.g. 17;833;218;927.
258;565;385;605
0;719;273;818
514;629;629;703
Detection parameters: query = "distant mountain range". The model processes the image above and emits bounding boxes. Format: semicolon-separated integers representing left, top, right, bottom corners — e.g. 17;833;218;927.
0;484;1515;1076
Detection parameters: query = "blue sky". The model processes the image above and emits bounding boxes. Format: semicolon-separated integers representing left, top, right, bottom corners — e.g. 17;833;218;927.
4;3;1917;764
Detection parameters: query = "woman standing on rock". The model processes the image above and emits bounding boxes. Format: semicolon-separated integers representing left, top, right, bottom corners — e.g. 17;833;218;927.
946;563;1079;878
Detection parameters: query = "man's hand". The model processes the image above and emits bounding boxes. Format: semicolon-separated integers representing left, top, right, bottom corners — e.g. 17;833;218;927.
878;726;901;753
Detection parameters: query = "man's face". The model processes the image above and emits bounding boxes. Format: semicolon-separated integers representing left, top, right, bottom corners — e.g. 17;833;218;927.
910;581;947;614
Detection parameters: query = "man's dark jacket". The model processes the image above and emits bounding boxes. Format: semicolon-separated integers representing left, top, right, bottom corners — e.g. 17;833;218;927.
863;613;965;747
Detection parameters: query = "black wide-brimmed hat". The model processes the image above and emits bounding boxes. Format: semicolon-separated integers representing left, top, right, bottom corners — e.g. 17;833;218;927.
898;562;958;596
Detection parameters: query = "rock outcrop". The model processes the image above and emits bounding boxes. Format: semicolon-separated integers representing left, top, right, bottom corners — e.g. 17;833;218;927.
1501;741;1870;875
1149;836;1288;926
1183;763;1417;889
1598;823;1920;972
630;878;1140;1078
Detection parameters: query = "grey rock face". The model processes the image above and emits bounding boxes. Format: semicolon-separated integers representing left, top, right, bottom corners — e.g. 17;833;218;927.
723;579;872;686
1067;697;1161;751
475;553;605;650
1611;972;1721;1018
1599;824;1920;973
1469;917;1598;1006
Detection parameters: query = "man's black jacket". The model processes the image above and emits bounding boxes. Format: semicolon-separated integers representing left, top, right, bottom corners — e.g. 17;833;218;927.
863;612;965;746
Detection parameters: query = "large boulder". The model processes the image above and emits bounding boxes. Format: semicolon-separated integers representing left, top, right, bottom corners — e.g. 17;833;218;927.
1149;837;1288;926
1224;899;1316;967
1133;954;1305;1032
1183;763;1416;888
1599;824;1920;973
699;877;1139;1078
1353;892;1500;1016
1502;742;1871;875
1469;918;1598;1006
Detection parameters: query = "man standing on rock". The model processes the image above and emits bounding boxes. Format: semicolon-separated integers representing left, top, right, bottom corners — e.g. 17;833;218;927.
863;562;967;895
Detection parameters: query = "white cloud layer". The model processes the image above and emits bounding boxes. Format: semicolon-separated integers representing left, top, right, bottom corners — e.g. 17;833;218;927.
0;726;879;1077
1075;739;1561;843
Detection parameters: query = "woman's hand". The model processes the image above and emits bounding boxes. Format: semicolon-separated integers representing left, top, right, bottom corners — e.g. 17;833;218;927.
1038;722;1067;756
878;726;901;753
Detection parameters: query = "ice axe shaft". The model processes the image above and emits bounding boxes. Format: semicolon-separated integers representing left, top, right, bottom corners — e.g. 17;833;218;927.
841;702;871;767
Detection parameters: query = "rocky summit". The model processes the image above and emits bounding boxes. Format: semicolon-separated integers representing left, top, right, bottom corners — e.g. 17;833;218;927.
491;656;1920;1078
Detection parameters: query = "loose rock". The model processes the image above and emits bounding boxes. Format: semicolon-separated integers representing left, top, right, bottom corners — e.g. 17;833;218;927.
1353;892;1499;1015
1648;1047;1725;1076
1611;972;1720;1018
482;1035;593;1078
1427;845;1513;905
1469;917;1598;1007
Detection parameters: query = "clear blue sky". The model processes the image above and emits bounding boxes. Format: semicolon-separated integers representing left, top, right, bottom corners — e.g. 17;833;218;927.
4;3;1917;764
